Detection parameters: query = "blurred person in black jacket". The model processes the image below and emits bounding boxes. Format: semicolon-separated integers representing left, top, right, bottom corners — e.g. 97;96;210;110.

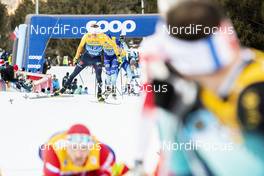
0;62;15;82
62;72;70;87
42;58;51;74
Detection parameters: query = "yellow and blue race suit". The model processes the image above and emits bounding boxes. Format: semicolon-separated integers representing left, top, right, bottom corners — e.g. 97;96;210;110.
63;33;121;97
103;37;125;87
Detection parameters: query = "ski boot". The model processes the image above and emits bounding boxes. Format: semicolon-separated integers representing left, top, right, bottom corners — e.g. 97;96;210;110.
112;86;117;100
97;93;105;102
104;85;112;99
127;84;132;96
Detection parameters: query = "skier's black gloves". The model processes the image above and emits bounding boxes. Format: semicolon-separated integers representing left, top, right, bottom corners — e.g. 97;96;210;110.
151;62;199;118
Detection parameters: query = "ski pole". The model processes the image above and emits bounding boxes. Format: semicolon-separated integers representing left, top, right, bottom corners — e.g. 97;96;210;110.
94;67;97;97
120;67;124;99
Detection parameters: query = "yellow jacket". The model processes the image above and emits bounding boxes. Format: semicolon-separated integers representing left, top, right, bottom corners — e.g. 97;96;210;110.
201;49;264;132
74;33;120;63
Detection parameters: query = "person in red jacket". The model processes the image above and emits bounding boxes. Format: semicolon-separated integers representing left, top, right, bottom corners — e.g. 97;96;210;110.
39;124;128;176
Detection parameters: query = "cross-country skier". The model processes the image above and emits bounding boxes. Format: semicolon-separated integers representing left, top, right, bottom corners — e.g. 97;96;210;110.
39;124;129;176
137;0;264;175
128;58;141;96
59;24;121;102
103;34;125;99
116;36;139;95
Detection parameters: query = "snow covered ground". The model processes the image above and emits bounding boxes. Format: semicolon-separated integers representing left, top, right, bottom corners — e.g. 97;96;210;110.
0;92;159;175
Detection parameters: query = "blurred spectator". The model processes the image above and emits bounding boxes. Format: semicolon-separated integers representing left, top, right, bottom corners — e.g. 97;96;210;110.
1;50;9;62
0;49;5;59
63;56;69;66
83;87;88;94
23;80;33;92
68;59;73;66
16;70;26;81
25;80;33;92
50;56;57;66
15;75;24;90
8;54;12;64
56;55;61;66
62;72;69;87
15;72;33;92
41;88;46;93
74;85;83;94
52;74;60;92
70;78;78;94
0;62;15;82
46;87;51;94
42;58;51;74
0;48;3;58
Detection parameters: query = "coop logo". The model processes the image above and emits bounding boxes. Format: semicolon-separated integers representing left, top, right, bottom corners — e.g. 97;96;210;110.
29;55;42;60
27;64;41;69
86;20;136;35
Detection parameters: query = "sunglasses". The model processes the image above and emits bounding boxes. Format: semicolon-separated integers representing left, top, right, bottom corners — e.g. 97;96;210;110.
67;134;94;144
